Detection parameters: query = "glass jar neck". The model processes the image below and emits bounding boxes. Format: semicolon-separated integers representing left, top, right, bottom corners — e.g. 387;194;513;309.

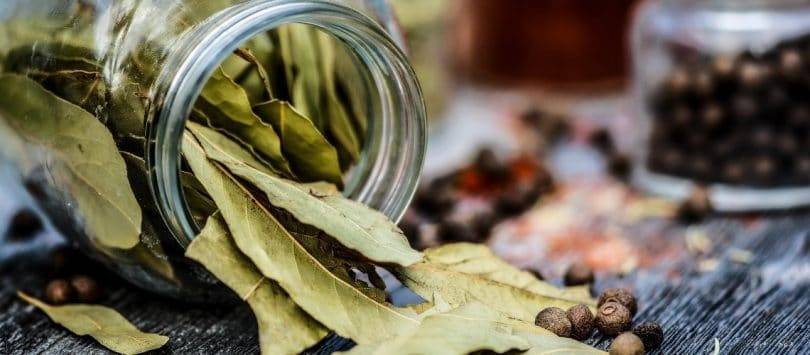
146;0;426;248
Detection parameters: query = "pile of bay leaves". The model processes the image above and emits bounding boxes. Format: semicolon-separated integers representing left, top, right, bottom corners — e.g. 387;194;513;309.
0;22;605;354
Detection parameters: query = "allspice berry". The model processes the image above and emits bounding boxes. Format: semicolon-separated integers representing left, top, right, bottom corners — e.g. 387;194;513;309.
535;307;572;338
633;321;664;350
563;262;594;286
609;332;645;355
597;288;638;316
45;279;74;305
566;304;594;340
71;275;103;303
596;301;632;336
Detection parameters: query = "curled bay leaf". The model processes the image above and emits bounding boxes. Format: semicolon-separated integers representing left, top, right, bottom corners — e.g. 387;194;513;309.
423;243;596;308
0;74;141;249
182;133;419;344
196;67;294;177
187;128;421;266
187;214;327;355
395;257;589;323
17;292;168;355
253;99;342;185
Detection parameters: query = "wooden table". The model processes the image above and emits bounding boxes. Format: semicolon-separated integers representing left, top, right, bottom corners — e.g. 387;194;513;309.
0;212;807;354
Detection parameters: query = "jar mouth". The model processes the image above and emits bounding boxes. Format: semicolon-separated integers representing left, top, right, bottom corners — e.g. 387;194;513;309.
146;0;426;248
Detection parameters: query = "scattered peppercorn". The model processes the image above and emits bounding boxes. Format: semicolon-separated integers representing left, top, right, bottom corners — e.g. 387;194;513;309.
5;208;43;241
564;262;594;286
588;129;615;155
676;186;713;223
607;153;632;181
596;301;632;336
45;279;74;305
597;288;638;316
609;332;645;355
566;304;594;340
535;307;572;338
71;275;103;303
437;220;481;244
633;321;664;351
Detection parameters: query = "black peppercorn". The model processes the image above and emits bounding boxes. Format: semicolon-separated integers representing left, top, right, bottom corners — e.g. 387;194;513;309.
437;220;480;244
597;288;638;316
693;70;715;97
608;154;632;181
564;262;594;286
566;304;594;340
779;49;803;78
731;94;759;121
474;148;509;183
589;129;615;155
45;279;74;305
609;332;645;355
596;302;632;336
664;67;691;95
5;208;43;241
751;156;776;183
415;182;457;217
677;186;713;223
633;321;664;351
722;161;744;183
71;275;103;303
712;55;737;79
700;104;724;129
738;61;769;90
535;307;572;338
398;212;423;249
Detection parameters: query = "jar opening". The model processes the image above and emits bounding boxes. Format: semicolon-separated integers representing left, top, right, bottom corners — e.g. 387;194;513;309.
146;0;426;248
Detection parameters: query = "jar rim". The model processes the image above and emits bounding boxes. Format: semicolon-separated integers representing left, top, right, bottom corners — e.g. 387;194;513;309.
146;0;426;248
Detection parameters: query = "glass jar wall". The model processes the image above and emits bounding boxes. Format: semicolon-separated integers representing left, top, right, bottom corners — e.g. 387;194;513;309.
0;0;425;299
631;0;810;211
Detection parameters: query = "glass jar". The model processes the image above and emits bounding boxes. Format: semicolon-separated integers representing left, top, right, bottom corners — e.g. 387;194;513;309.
0;0;425;300
631;0;810;211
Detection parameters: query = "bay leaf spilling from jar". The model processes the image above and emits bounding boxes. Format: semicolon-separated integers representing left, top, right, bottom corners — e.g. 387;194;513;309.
1;22;604;355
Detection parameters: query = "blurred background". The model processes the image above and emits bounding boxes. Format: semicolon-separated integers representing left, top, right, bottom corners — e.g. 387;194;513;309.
389;0;810;280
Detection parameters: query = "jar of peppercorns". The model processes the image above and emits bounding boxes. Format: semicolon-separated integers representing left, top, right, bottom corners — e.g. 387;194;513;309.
630;0;810;211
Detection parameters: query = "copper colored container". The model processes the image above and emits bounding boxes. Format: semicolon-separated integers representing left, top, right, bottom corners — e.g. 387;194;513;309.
453;0;638;89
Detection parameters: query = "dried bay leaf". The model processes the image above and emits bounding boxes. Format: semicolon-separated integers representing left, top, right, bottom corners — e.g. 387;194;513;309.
187;214;327;355
3;42;100;74
423;243;596;308
0;74;141;249
253;99;342;184
326;93;362;167
17;292;168;354
26;69;106;117
195;141;422;266
182;133;420;343
395;260;588;323
234;48;275;102
186;121;278;177
186;121;420;265
339;302;531;355
196;67;294;177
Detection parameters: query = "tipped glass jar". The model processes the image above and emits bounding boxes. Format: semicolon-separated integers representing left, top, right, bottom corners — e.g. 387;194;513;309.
0;0;425;299
631;0;810;211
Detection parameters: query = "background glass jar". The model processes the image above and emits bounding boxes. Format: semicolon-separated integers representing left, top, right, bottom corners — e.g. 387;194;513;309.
0;0;425;300
631;0;810;211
